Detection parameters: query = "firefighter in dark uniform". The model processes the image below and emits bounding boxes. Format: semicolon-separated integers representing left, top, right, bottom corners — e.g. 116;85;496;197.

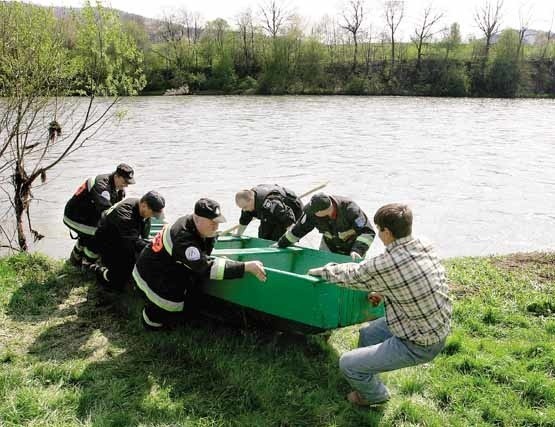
133;198;267;330
92;191;165;291
63;163;136;267
234;184;303;241
277;193;376;260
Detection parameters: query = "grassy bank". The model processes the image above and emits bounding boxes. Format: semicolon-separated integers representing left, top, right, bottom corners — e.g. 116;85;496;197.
0;252;554;426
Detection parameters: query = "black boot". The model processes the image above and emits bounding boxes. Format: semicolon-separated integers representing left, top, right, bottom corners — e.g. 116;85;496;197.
68;245;83;267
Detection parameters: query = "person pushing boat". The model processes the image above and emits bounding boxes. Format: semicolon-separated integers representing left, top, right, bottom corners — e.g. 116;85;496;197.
133;198;267;331
276;192;375;260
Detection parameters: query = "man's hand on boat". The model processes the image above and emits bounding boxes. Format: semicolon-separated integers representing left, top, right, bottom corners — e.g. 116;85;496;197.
307;262;337;278
245;261;267;282
307;267;324;277
368;292;383;306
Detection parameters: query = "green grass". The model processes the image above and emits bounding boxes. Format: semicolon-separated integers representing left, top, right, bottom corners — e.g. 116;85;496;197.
1;252;554;426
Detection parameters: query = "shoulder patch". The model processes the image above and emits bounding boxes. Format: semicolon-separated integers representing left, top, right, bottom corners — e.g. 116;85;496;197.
185;246;201;261
355;215;366;227
263;199;273;210
100;190;111;200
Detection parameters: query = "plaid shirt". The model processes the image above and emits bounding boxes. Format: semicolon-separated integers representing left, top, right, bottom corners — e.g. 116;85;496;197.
319;236;452;346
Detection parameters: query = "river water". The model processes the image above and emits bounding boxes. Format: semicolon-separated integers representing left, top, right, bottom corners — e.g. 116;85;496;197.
25;95;554;259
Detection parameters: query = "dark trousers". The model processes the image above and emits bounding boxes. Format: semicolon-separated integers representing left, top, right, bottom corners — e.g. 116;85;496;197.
139;274;204;330
70;233;100;263
258;221;289;241
98;242;136;290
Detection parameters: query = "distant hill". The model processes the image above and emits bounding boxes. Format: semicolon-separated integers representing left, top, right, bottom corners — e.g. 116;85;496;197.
28;3;167;41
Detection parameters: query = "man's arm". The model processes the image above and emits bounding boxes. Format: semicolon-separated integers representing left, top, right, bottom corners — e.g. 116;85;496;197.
239;210;254;227
90;177;113;215
265;199;296;225
176;244;266;282
277;212;314;248
308;255;391;294
348;204;376;258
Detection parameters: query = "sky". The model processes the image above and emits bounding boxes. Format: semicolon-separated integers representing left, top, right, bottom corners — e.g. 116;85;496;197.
25;0;555;40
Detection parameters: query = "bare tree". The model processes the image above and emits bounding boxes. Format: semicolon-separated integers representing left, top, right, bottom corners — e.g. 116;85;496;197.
259;0;290;39
156;11;187;69
180;9;203;67
384;0;404;70
340;0;365;72
0;3;145;251
474;0;504;60
361;26;375;76
412;5;444;70
517;4;533;59
237;8;257;74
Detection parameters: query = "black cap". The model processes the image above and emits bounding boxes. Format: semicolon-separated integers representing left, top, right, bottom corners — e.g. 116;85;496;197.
194;198;226;223
142;191;165;219
307;193;332;214
115;163;136;184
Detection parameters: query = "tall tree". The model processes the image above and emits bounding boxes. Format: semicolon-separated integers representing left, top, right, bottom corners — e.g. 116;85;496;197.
340;0;365;72
384;0;404;70
259;0;290;39
236;8;257;75
517;4;532;59
412;5;444;70
474;0;504;60
441;22;462;60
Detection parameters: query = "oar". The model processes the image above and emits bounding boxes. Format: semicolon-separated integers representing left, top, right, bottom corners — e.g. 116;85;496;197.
220;181;329;236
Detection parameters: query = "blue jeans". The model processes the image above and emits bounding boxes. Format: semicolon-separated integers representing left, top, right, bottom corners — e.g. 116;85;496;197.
339;317;445;403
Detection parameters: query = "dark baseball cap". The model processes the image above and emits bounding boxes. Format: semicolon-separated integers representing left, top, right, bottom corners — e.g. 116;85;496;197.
194;198;226;223
142;191;165;219
307;193;332;214
115;163;136;184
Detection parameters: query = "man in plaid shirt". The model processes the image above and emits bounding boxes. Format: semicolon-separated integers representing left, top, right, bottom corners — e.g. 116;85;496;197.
309;203;452;406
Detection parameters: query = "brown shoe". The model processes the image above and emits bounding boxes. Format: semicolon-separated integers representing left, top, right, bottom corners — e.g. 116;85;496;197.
347;390;389;407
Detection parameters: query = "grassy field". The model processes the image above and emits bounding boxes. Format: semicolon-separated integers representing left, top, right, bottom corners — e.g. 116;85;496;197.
0;252;554;426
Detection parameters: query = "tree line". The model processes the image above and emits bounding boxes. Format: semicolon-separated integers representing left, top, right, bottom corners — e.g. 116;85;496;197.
135;0;554;97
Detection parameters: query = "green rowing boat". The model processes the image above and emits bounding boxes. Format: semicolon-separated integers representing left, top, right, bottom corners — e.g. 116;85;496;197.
149;221;384;333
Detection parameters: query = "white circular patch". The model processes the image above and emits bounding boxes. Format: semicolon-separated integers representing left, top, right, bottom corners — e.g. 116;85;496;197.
185;246;201;261
100;190;111;200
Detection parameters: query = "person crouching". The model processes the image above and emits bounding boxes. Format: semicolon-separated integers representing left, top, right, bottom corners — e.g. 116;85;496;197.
133;198;267;330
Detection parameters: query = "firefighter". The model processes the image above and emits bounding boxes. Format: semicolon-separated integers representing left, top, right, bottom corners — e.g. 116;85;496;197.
276;193;376;260
133;198;267;331
92;191;165;291
234;184;303;241
63;163;136;268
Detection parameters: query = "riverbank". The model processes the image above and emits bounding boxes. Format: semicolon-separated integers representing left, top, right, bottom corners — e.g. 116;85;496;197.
0;252;554;426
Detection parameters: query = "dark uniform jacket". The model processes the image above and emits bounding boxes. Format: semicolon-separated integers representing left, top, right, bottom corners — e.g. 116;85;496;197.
239;184;303;240
63;173;125;236
133;215;245;313
277;195;375;256
95;198;150;256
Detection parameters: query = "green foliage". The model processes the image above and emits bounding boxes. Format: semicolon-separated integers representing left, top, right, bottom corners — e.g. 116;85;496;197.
487;57;521;97
204;53;237;91
72;1;146;96
0;3;73;98
344;76;371;95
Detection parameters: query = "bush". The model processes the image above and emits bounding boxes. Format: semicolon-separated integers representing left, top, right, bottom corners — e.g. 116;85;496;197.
487;57;520;97
343;76;370;95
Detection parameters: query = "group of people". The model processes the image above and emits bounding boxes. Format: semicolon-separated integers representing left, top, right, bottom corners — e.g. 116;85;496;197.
63;164;452;408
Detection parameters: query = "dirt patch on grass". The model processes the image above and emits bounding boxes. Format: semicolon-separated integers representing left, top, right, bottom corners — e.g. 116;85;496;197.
448;279;481;299
492;252;555;284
